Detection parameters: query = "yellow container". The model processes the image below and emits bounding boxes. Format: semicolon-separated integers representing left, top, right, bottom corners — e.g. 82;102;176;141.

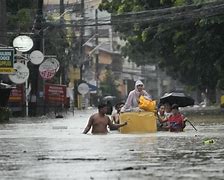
119;112;157;133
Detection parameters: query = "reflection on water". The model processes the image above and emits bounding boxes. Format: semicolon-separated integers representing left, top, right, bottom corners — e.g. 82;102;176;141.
0;111;223;180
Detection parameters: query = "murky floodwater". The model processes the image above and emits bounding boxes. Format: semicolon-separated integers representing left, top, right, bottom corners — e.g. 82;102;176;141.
0;109;224;180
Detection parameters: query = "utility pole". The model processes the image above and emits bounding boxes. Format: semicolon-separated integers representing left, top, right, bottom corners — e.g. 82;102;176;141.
31;0;44;115
80;0;85;81
0;0;7;45
0;0;8;83
74;0;85;108
95;9;99;102
60;0;65;22
60;0;65;84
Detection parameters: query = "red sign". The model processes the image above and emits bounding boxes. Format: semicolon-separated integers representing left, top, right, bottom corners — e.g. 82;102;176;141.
40;70;56;80
8;84;24;103
45;83;66;104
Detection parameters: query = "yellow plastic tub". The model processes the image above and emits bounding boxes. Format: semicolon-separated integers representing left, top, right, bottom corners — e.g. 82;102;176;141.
119;112;157;133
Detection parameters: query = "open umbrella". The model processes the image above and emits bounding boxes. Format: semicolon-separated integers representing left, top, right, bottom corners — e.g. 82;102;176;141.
102;96;116;101
159;92;194;107
102;96;116;115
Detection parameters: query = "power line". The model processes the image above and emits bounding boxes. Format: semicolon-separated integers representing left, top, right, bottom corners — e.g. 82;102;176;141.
111;0;224;25
41;1;224;28
3;0;224;39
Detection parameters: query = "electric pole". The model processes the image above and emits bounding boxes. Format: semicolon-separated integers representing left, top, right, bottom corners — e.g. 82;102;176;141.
80;0;85;81
0;0;7;45
31;0;44;115
74;0;85;108
60;0;65;23
95;9;99;102
0;0;8;83
60;0;65;84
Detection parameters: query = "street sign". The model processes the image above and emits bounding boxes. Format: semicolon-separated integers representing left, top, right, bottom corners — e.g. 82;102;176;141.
30;50;44;65
0;48;15;74
39;58;59;80
44;83;67;104
8;62;29;84
69;67;80;81
8;84;24;103
13;35;33;52
78;83;89;95
0;68;16;74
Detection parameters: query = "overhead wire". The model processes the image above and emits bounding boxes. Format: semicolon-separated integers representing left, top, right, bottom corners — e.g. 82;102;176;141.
2;0;224;40
6;1;224;29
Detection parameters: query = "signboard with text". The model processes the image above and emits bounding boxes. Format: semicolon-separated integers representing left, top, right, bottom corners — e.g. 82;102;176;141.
39;58;59;80
0;48;15;74
44;84;66;104
8;84;24;103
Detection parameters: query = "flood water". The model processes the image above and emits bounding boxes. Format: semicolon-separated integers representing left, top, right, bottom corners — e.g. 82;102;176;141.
0;109;224;180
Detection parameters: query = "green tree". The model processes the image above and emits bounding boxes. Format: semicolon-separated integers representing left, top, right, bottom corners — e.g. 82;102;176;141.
100;0;224;103
100;69;121;98
43;26;70;84
6;0;37;32
6;0;37;13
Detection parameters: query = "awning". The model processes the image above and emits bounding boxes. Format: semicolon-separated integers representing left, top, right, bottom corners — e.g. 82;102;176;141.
86;82;97;91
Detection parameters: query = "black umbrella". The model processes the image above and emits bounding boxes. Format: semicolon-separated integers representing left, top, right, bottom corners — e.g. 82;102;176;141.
160;92;194;107
102;96;116;101
102;96;116;115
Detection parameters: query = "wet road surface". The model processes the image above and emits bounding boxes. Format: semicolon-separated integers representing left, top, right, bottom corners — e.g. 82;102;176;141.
0;109;224;180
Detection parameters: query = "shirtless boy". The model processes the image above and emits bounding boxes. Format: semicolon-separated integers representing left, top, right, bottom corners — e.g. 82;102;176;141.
83;103;127;134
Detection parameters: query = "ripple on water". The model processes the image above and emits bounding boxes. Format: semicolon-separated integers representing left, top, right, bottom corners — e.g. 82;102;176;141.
0;113;224;179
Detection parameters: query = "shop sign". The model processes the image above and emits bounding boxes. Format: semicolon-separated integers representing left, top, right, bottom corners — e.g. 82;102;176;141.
0;48;15;74
8;84;24;103
45;84;66;104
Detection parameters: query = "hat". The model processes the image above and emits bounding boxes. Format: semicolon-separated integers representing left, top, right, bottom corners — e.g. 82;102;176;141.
135;80;144;87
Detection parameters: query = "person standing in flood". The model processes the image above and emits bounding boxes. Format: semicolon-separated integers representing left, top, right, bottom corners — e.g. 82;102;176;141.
121;80;151;112
83;103;127;134
164;104;187;132
157;104;168;130
111;102;124;124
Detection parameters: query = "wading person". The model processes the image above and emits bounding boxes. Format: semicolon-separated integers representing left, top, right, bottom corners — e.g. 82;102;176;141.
165;104;187;132
164;102;172;118
83;103;127;134
157;104;168;131
111;102;124;124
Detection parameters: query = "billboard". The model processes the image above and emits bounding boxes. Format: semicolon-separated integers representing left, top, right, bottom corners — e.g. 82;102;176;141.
8;85;24;103
0;48;15;74
45;83;66;104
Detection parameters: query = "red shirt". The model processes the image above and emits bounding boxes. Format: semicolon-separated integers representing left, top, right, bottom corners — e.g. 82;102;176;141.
167;113;185;125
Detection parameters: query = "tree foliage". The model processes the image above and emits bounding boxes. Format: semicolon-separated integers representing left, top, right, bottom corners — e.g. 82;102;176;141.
6;0;36;32
6;0;37;14
100;0;224;102
100;69;121;98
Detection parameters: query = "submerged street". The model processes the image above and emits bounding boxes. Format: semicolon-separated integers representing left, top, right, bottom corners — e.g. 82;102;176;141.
1;0;224;179
0;109;224;180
